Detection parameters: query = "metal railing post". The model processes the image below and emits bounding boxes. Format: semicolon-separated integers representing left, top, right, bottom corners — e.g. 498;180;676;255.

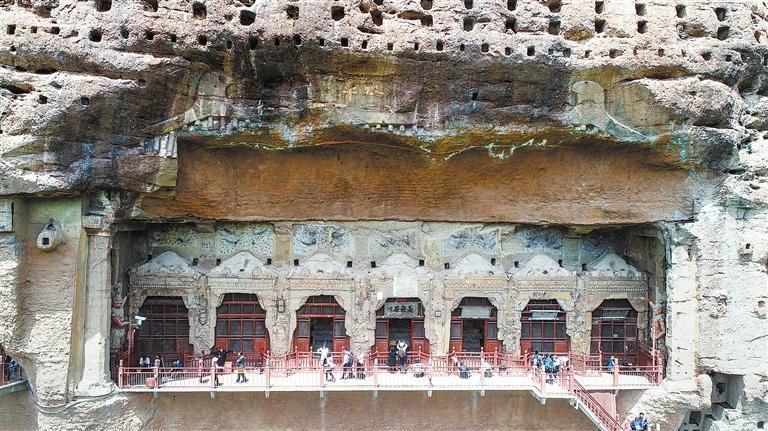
210;366;216;389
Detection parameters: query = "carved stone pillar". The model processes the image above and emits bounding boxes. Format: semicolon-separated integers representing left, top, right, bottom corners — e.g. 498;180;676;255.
665;238;697;381
76;218;113;396
349;279;376;354
268;276;292;356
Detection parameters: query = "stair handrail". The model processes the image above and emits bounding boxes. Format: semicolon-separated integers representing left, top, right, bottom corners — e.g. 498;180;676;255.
570;378;623;431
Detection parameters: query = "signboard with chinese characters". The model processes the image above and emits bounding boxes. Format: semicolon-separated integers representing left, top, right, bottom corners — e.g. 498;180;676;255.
383;301;420;318
459;306;492;319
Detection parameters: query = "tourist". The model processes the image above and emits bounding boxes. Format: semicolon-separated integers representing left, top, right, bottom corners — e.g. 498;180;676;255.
413;358;425;378
211;355;221;386
139;355;151;368
606;356;617;373
543;354;554;383
355;350;366;379
171;359;182;373
197;350;206;383
341;348;352;379
451;354;459;375
317;344;330;367
630;413;649;431
482;359;493;378
387;345;397;373
214;346;230;368
458;361;471;379
154;355;161;369
5;358;18;381
235;351;247;383
552;354;561;382
531;350;541;368
324;356;336;383
396;340;408;373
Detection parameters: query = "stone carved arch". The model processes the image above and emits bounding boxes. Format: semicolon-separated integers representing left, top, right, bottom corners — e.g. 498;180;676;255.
130;288;210;354
284;290;354;355
364;253;440;352
206;251;280;353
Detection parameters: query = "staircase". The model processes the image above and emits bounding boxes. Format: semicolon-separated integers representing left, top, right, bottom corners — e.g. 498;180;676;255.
569;378;624;431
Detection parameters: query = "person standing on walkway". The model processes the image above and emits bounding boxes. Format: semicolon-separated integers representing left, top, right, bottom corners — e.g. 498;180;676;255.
235;351;247;383
197;350;206;383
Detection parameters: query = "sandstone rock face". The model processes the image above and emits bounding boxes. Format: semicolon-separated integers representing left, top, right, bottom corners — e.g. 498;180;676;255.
0;0;767;430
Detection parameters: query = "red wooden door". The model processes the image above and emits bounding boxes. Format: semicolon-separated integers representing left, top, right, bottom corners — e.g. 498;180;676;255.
484;320;501;353
293;318;310;352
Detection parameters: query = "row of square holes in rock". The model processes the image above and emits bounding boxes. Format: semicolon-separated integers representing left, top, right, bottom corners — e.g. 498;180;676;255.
75;25;754;63
258;258;580;270
88;0;732;28
6;20;733;45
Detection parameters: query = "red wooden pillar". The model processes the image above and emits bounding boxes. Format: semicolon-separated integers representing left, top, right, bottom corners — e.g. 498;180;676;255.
373;359;379;387
153;366;160;389
210;366;216;389
613;363;620;386
118;360;124;389
265;365;271;388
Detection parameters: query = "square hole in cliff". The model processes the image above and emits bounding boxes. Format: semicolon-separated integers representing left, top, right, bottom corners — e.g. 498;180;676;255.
717;26;729;40
286;5;299;19
421;0;432;10
635;3;646;16
463;17;474;31
507;0;516;11
505;17;517;33
549;1;561;13
371;10;383;25
143;0;158;12
240;10;256;26
548;20;560;35
331;6;345;21
715;7;727;21
95;0;111;12
421;15;433;27
637;21;647;33
595;19;606;33
595;1;604;14
192;2;206;19
6;24;15;35
436;40;444;51
676;4;686;18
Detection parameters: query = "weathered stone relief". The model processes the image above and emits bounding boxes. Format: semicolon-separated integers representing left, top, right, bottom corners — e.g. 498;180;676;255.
292;224;352;257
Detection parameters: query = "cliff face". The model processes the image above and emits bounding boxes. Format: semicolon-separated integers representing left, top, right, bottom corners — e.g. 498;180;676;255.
2;0;763;210
0;0;767;430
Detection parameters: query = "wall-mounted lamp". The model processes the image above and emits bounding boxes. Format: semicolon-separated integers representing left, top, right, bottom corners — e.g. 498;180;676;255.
277;298;286;313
